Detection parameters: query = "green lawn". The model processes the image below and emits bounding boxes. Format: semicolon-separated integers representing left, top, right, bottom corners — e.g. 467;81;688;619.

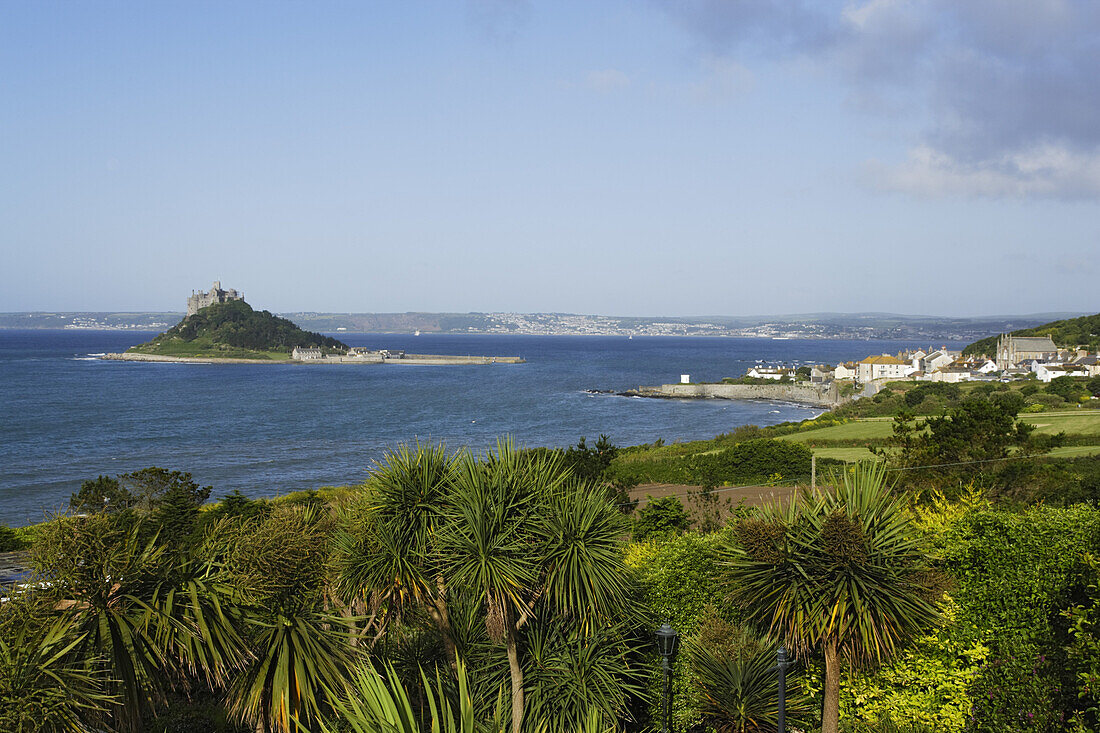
1021;411;1100;436
806;446;879;462
778;421;895;443
780;410;1100;444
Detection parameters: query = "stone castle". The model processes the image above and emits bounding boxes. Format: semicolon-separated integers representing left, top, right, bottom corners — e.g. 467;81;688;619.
187;281;243;316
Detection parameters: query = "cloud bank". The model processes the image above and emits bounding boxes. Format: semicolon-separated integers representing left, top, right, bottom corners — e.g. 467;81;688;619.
658;0;1100;199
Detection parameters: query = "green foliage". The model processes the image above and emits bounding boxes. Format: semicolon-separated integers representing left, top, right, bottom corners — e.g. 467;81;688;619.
0;619;115;732
204;490;271;524
1089;376;1100;397
0;524;21;552
633;496;690;541
563;435;618;482
30;514;171;733
140;299;348;354
625;533;730;731
904;382;962;408
607;439;820;488
1049;375;1091;403
725;462;942;733
334;439;641;733
839;597;987;733
688;614;814;732
70;474;132;514
936;503;1100;731
963;312;1100;356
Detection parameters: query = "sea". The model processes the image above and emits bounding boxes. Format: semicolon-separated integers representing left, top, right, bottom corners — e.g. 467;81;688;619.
0;330;963;527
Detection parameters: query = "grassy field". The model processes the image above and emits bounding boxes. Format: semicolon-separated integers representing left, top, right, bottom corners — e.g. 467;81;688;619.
1023;411;1100;436
779;410;1100;443
777;409;1100;463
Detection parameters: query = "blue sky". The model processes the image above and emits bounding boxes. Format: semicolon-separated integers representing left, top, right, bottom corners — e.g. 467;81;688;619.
1;1;1097;316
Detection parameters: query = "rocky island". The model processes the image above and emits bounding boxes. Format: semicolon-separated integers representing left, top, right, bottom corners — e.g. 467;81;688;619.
103;283;524;365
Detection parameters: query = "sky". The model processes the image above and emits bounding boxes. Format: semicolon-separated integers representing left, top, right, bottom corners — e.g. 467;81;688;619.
1;0;1097;317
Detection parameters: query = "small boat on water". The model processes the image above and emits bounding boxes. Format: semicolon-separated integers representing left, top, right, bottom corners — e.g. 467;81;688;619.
414;330;420;336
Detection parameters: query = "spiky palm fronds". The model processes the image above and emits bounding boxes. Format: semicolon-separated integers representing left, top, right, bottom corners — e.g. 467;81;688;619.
726;461;941;733
0;619;115;732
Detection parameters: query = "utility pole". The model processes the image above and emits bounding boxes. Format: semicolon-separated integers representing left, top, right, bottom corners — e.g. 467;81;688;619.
777;645;789;733
811;454;816;492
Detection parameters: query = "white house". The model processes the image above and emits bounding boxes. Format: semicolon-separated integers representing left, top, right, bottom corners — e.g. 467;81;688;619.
857;355;913;382
1035;363;1090;383
931;367;973;383
291;347;324;360
834;362;857;380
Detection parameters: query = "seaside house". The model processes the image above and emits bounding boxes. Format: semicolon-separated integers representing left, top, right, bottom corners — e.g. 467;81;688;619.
857;354;913;382
1035;363;1091;383
291;347;325;361
834;362;857;380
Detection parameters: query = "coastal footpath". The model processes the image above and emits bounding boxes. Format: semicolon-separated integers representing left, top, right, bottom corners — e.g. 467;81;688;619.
102;353;524;366
624;381;847;408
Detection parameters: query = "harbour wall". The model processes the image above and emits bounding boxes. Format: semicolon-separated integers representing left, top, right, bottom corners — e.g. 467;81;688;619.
631;382;846;408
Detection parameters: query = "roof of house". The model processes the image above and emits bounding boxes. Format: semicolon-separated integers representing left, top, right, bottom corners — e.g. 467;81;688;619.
860;355;906;365
1006;336;1057;351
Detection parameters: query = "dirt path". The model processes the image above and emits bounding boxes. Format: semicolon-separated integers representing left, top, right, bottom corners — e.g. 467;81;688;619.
629;482;797;514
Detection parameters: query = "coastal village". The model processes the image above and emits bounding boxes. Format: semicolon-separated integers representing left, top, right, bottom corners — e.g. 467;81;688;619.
744;334;1100;387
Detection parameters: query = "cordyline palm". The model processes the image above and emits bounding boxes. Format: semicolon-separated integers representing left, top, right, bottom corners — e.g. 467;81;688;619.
725;461;941;733
0;618;115;732
333;441;460;659
687;625;813;733
438;438;634;733
30;515;172;733
224;504;360;733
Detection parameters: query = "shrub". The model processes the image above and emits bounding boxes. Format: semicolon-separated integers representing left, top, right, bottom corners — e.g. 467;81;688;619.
0;525;20;553
633;496;690;541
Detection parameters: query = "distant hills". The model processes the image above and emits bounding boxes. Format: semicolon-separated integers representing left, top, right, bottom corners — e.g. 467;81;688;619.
963;312;1100;356
0;310;1088;342
128;301;347;360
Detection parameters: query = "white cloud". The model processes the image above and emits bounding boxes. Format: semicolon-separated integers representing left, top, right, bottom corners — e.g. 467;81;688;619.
863;143;1100;199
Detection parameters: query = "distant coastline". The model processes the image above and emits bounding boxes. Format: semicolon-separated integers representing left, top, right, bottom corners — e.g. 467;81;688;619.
1;310;1082;342
103;352;525;366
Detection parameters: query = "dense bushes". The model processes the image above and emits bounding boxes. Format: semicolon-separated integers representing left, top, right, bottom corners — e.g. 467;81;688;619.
607;438;829;487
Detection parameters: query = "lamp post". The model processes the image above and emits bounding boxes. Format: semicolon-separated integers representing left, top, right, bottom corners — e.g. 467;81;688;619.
776;645;789;733
655;622;679;733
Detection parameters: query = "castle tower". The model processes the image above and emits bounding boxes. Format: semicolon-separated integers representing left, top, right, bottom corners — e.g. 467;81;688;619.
187;281;244;316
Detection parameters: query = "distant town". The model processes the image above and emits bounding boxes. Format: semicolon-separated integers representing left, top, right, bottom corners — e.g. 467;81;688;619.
0;309;1083;343
744;335;1099;387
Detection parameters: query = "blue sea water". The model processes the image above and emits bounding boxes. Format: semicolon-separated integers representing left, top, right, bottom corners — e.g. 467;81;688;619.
0;330;961;527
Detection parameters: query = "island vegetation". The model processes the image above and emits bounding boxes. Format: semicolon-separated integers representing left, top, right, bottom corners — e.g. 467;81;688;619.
127;300;348;360
4;372;1100;732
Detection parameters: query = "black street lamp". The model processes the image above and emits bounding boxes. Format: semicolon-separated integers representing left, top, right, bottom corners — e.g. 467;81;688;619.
655;621;679;733
776;645;789;733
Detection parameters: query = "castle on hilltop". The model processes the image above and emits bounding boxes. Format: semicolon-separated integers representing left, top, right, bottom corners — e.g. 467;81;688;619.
187;281;243;316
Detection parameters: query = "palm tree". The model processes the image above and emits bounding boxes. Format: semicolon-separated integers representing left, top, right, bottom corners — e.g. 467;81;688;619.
332;441;460;659
438;439;635;733
337;438;639;733
687;621;812;733
0;618;115;732
29;515;172;733
725;461;941;733
223;504;360;733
